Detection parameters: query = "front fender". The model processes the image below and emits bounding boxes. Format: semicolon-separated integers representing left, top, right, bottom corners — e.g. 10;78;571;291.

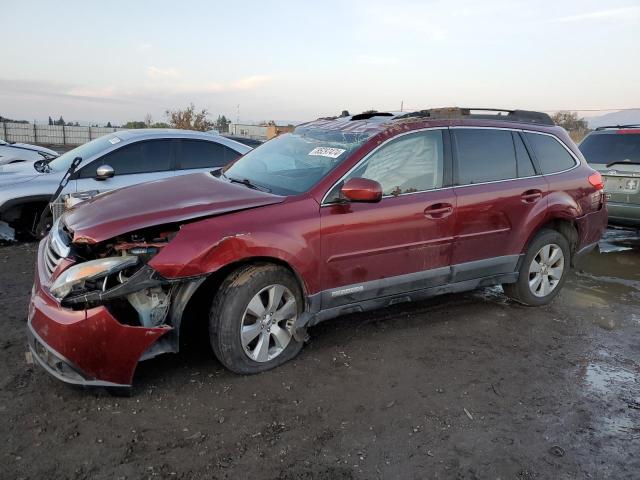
149;197;322;294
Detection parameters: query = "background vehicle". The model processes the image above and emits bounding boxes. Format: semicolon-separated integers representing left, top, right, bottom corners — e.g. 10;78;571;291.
0;139;58;166
222;135;264;148
28;108;607;389
579;125;640;228
0;129;251;238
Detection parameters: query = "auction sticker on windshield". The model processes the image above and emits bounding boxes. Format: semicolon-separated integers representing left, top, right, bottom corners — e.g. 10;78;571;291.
308;147;346;159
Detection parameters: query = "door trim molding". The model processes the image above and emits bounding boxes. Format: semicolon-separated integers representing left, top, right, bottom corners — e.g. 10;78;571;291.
316;254;521;311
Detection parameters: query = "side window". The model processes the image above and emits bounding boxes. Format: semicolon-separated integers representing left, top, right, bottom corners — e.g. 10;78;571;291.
79;140;172;178
524;133;576;174
179;140;239;169
342;130;444;197
513;132;536;177
454;129;516;185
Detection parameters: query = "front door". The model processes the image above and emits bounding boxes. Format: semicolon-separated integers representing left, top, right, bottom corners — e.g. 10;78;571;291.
73;139;176;195
320;129;456;309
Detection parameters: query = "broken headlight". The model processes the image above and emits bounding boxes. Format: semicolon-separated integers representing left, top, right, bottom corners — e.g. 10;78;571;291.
50;255;138;300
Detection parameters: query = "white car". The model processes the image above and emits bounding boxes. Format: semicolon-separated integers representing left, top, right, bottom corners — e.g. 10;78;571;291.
0;129;251;239
0;140;59;165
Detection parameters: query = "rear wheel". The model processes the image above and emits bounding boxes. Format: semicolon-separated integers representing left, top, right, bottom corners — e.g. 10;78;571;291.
209;264;304;374
503;229;570;306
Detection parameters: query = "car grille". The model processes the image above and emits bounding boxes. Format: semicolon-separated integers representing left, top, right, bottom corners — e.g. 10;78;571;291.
44;237;63;277
44;219;71;278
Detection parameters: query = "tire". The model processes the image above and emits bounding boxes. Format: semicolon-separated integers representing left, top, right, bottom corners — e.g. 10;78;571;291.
503;229;570;306
209;264;304;374
35;208;53;239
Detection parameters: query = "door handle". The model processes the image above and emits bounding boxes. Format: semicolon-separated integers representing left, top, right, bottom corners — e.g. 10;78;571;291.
424;203;453;219
521;189;542;204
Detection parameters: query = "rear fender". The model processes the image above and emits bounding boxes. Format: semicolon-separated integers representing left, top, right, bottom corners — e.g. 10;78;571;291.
520;191;580;254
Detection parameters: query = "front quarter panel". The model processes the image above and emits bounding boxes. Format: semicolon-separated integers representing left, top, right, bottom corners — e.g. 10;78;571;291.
149;196;322;295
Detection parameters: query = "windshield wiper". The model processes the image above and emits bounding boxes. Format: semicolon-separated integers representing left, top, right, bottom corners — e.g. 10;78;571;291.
221;172;271;192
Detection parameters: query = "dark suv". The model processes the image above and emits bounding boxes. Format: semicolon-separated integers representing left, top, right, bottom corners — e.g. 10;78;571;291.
28;108;607;390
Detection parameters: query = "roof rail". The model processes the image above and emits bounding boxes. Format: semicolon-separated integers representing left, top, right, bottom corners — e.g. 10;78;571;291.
595;124;640;131
395;107;555;126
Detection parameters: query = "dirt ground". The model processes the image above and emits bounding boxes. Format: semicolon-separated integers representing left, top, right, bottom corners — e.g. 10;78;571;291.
1;229;639;479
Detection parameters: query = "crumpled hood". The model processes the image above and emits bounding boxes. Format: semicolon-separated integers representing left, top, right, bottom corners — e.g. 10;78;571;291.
64;173;285;243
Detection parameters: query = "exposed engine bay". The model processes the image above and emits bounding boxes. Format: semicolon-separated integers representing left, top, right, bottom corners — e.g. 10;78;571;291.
47;219;204;340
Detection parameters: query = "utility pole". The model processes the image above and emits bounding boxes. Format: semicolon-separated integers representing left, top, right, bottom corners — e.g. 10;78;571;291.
400;100;403;112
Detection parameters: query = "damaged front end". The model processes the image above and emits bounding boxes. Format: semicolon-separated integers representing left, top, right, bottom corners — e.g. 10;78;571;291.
28;218;206;387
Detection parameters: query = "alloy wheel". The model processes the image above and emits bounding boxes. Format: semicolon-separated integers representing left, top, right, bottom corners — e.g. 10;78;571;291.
528;243;564;297
240;284;297;362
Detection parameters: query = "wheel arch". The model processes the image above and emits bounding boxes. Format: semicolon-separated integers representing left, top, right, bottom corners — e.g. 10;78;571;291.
177;256;310;340
0;195;51;235
523;217;579;258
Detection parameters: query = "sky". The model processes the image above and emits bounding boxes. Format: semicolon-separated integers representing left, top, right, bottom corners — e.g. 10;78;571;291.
1;0;639;125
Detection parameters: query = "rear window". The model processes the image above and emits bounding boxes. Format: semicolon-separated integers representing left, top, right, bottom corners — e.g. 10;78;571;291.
525;133;576;174
453;129;517;185
579;132;640;165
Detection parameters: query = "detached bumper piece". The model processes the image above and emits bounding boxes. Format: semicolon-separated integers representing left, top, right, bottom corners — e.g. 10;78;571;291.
27;322;128;388
29;281;170;386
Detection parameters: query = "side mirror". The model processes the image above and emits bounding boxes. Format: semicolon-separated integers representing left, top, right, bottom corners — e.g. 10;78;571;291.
95;165;115;181
340;178;383;203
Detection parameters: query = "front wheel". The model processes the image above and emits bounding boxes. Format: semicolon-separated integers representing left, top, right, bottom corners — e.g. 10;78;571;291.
209;264;304;374
503;229;570;306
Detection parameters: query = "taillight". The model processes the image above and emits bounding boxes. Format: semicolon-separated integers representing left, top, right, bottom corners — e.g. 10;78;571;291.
588;172;604;190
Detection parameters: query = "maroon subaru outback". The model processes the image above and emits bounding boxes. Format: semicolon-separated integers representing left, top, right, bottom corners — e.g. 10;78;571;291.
28;108;607;391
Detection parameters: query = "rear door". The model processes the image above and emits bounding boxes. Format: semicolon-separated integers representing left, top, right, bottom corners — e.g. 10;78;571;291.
319;129;456;309
175;139;242;176
74;139;176;194
450;127;548;281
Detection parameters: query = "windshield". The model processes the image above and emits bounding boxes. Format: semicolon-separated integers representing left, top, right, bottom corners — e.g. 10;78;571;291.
46;135;122;172
223;129;372;195
580;133;640;165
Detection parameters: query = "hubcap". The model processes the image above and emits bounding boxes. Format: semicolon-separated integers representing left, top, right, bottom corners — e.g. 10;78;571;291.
240;284;297;362
528;243;564;297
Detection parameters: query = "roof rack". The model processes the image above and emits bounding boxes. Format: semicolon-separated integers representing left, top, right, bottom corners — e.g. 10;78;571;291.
394;107;554;126
595;124;640;131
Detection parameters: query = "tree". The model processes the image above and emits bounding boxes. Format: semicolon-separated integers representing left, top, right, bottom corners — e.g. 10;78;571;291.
48;116;53;126
55;116;65;126
551;111;590;142
215;115;230;133
122;121;146;129
165;103;214;131
106;121;112;128
144;113;153;127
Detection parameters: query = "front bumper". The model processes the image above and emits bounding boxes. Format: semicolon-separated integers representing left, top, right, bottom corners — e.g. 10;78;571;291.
28;239;171;387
